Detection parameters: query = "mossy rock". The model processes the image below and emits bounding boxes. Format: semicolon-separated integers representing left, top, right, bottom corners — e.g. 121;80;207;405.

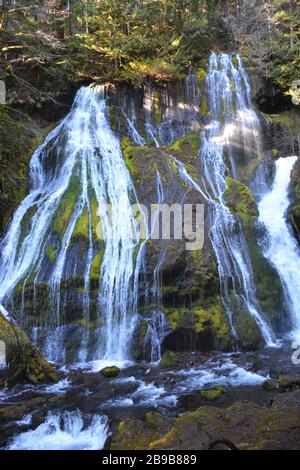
0;313;58;385
0;119;58;233
162;298;232;352
271;148;279;158
121;137;144;179
196;68;206;84
290;158;300;243
234;307;263;351
90;249;103;285
170;133;200;156
53;174;81;237
101;366;120;378
269;368;286;379
200;385;228;401
246;237;285;323
46;243;57;264
278;374;300;391
192;298;231;350
111;392;300;450
132;319;148;360
224;176;258;234
200;93;207;116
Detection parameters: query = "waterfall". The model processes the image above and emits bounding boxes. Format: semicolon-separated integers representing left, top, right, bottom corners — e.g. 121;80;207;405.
0;85;143;364
181;53;276;346
143;172;171;362
258;156;300;337
142;77;201;148
122;106;171;361
200;53;276;346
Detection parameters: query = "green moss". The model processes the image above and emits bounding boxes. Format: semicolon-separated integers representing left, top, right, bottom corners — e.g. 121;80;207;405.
200;94;207;116
264;114;273;124
46;244;56;263
167;156;178;174
189;247;204;264
272;148;279;158
161;350;177;368
121;137;142;178
232;56;239;66
162;298;231;350
153;91;161;126
101;366;120;378
170;133;199;154
229;79;235;94
89;189;101;240
0;313;58;385
133;239;143;263
162;307;186;331
196;68;206;83
72;209;89;240
262;380;278;391
192;298;231;349
0;121;58;232
224;176;258;232
90;251;102;282
53;175;80;236
200;386;228;400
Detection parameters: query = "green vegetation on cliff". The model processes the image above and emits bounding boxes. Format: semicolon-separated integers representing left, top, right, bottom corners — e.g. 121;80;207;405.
290;158;300;242
224;176;258;233
1;0;225;97
0;313;58;386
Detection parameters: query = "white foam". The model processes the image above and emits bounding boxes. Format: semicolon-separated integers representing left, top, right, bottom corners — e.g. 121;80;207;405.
172;359;265;393
16;414;32;426
8;410;109;450
258;156;300;336
43;378;71;395
103;379;177;409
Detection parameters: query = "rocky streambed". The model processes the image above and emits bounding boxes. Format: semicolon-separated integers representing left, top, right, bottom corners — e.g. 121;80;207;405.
1;341;300;450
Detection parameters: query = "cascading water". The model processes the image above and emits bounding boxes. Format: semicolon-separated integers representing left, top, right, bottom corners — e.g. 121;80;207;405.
0;85;143;364
258;156;300;337
175;53;276;346
143;172;171;362
142;75;201;148
200;53;276;346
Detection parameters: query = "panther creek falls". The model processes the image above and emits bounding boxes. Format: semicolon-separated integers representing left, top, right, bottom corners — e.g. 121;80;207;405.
1;46;300;452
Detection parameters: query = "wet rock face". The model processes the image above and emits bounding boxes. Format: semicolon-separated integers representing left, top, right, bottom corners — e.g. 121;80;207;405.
290;157;300;242
111;389;300;450
0;313;58;386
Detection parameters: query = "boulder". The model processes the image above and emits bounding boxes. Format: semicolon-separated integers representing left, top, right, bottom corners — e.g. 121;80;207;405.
200;385;229;401
100;366;120;378
278;374;300;391
0;313;58;386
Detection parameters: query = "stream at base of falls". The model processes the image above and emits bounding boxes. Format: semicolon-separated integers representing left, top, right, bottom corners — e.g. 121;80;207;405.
0;343;298;450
